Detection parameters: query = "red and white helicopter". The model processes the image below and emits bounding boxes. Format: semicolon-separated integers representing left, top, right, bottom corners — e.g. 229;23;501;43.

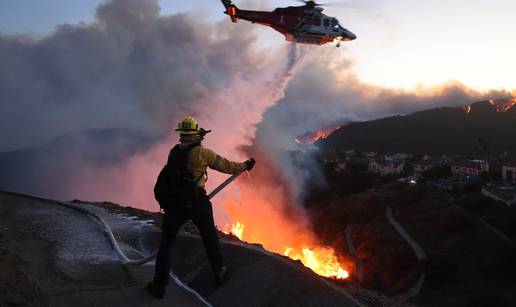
221;0;357;47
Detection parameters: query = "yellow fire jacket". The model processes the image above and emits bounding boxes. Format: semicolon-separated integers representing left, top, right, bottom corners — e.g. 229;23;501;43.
179;143;247;187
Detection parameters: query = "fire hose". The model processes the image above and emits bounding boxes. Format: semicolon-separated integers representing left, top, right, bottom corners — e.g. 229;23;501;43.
119;171;244;265
62;171;245;266
1;173;244;265
22;171;243;306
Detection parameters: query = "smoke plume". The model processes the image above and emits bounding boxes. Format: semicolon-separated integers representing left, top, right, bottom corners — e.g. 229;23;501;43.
1;0;512;273
0;0;293;153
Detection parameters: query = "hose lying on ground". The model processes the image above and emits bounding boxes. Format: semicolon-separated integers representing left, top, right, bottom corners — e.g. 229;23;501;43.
57;173;242;305
1;172;243;306
65;171;244;265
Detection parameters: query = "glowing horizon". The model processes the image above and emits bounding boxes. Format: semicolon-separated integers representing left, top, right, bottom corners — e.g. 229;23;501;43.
1;0;515;92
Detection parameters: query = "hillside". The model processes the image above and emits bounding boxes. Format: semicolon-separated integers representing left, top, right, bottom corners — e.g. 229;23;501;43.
306;181;516;305
318;100;516;155
0;129;157;198
0;191;380;306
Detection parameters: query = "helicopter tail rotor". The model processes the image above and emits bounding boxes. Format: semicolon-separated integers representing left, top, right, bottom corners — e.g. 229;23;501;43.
221;0;238;23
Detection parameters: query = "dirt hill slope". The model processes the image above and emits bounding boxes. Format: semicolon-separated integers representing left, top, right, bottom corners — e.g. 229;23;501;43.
0;191;370;307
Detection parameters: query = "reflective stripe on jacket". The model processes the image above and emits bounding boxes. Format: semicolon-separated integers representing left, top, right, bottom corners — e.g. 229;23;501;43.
179;143;247;187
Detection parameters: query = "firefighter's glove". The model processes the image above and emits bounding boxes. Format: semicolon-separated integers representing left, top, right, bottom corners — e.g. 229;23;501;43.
245;158;256;171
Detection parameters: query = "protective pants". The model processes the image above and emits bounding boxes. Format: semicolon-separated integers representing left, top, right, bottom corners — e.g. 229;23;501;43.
153;196;224;287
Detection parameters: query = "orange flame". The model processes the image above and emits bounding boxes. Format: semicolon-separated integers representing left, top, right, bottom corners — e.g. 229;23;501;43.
284;246;349;279
489;98;516;112
223;219;349;279
463;105;471;114
216;151;351;282
295;125;343;144
222;221;245;240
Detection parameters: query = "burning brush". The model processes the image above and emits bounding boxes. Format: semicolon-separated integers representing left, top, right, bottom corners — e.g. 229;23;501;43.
294;124;344;144
222;221;350;280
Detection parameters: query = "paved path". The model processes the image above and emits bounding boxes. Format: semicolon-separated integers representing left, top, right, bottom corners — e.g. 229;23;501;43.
345;225;364;281
371;188;428;301
385;206;427;261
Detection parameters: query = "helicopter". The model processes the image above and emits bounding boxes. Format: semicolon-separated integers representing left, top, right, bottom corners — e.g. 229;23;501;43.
221;0;356;47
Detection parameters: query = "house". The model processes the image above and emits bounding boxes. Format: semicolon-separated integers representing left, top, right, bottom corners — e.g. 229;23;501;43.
369;159;405;176
502;163;516;184
385;153;410;162
335;161;347;172
364;152;377;158
413;160;437;173
469;159;490;172
451;160;485;180
368;160;378;174
344;150;356;156
413;156;450;174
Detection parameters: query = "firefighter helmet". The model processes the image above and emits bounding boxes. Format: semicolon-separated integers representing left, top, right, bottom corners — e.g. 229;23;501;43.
175;116;200;135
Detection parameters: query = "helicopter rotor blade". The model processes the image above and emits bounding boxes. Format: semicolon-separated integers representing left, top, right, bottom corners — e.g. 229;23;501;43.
318;1;375;10
291;0;376;10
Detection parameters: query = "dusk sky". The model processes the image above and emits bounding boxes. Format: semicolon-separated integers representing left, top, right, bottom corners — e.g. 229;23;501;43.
1;0;515;278
1;0;515;92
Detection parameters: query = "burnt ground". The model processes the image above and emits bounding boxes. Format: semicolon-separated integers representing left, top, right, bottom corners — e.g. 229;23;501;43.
307;180;516;306
1;191;396;307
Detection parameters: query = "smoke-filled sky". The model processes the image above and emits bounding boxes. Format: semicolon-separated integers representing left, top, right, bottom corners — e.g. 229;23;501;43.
1;0;515;258
2;0;515;91
1;0;515;153
2;1;516;273
0;0;513;163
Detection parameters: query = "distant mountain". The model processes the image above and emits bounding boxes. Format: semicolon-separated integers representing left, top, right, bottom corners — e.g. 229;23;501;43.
318;100;516;155
0;129;159;197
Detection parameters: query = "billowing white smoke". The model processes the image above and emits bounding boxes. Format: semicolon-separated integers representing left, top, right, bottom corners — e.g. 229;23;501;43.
2;0;512;255
0;0;297;153
0;0;310;211
4;0;514;277
258;61;513;149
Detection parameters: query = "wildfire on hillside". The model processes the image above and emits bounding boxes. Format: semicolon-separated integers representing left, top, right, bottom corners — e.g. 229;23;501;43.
222;221;245;240
222;220;350;280
488;98;516;112
216;142;352;282
463;98;515;114
294;124;344;144
284;246;350;279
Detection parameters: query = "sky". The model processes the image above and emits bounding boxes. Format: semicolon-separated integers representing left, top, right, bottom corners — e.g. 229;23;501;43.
0;0;513;231
1;0;515;92
2;0;514;277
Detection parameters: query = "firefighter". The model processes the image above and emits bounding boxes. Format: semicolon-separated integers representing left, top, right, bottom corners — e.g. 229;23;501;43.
147;116;256;299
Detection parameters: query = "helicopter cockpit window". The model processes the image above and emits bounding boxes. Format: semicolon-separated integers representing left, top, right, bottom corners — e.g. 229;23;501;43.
323;19;330;27
331;19;338;28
